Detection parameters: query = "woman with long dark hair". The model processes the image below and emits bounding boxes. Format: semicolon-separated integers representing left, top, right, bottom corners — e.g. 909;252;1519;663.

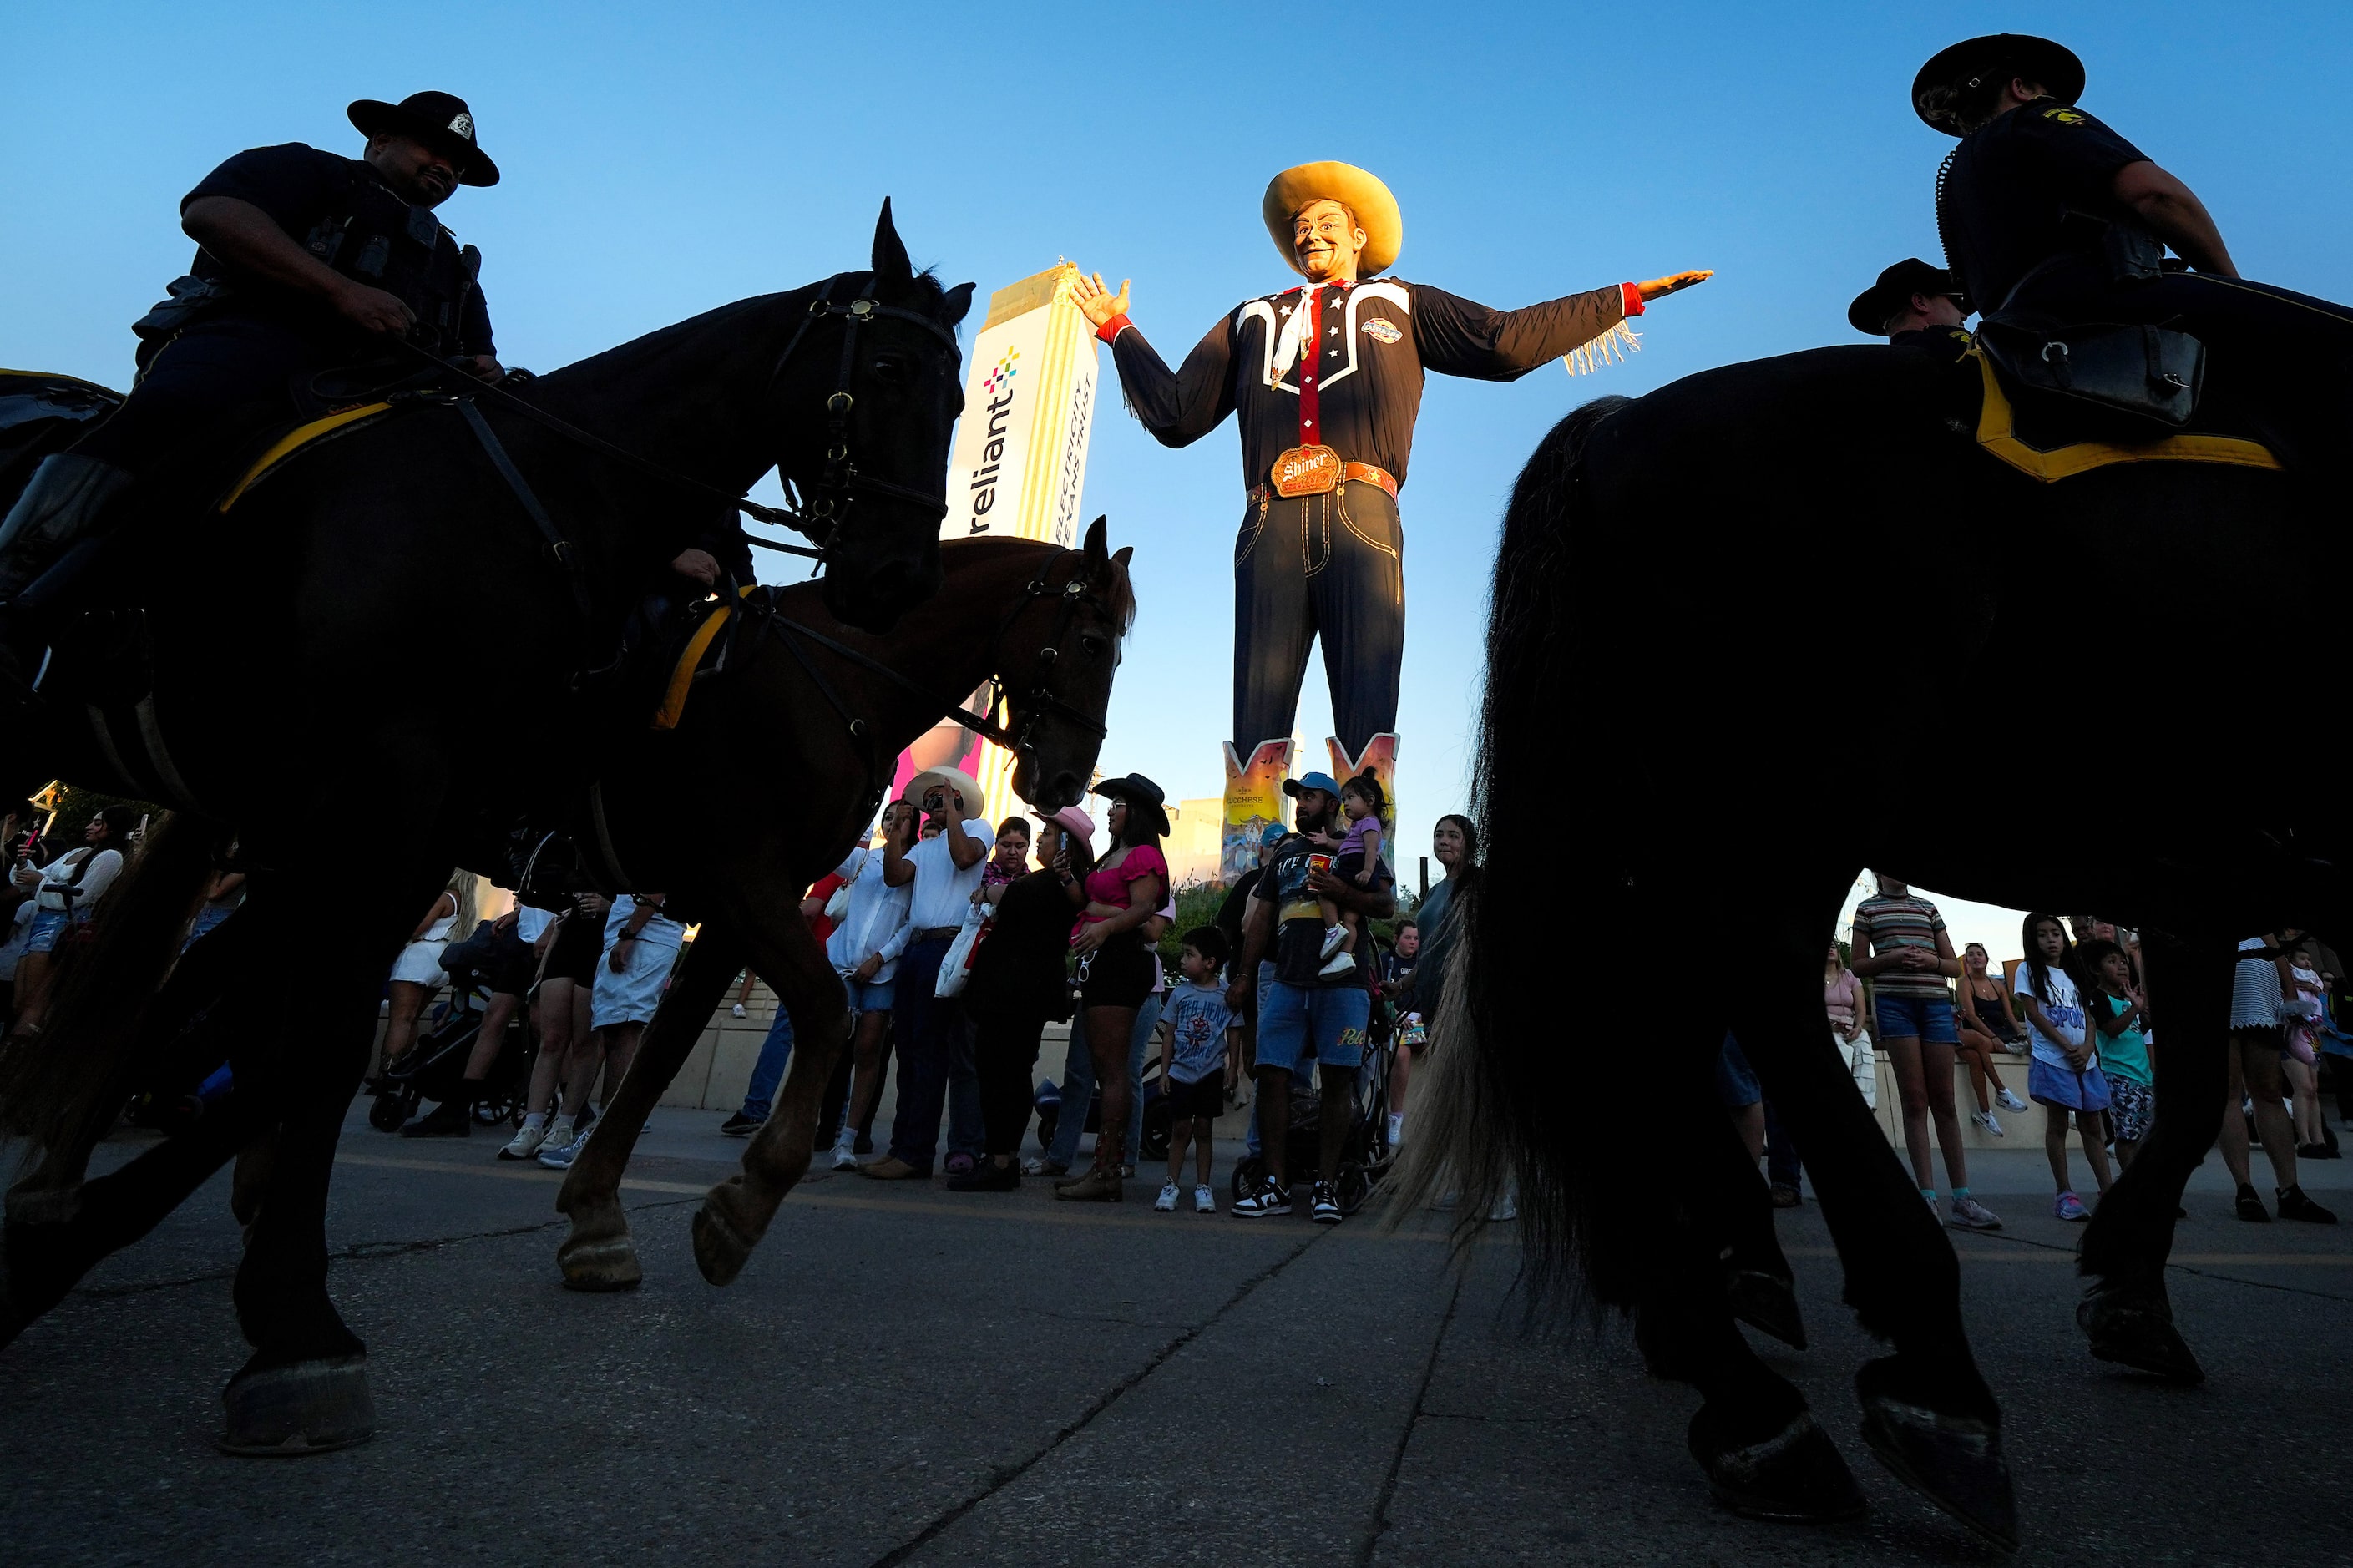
8;803;135;1038
1055;774;1168;1202
2015;911;2110;1222
957;807;1091;1191
1388;813;1479;1146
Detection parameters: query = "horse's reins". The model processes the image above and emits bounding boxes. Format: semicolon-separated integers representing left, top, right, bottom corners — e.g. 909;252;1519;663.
384;271;958;604
721;551;1115;820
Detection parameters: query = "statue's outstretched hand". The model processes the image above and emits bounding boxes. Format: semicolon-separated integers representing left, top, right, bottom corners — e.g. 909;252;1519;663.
1068;270;1131;329
1636;270;1713;302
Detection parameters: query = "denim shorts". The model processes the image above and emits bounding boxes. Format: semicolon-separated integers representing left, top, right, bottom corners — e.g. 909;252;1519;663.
1716;1034;1762;1110
23;908;71;955
843;975;895;1013
1874;993;1957;1045
1256;981;1370;1074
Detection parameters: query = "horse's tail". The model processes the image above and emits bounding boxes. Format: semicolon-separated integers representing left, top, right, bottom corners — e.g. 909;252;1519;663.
1389;394;1649;1316
0;812;215;1176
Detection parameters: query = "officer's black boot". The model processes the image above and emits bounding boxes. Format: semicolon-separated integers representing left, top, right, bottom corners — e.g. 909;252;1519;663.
0;453;135;701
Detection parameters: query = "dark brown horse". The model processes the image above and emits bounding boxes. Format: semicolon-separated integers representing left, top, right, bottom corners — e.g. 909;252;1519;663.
0;205;976;1451
1401;341;2335;1551
554;526;1135;1292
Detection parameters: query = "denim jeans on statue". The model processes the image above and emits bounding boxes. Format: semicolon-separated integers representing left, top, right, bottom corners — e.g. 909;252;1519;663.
739;1004;797;1120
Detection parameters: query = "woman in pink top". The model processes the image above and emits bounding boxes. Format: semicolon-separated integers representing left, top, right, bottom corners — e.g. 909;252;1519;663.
1055;773;1170;1203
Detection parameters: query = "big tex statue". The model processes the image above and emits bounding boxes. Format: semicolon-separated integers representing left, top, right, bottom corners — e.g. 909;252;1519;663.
1070;162;1708;873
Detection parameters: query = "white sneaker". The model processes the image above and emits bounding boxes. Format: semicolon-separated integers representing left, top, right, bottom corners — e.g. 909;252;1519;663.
1153;1181;1180;1212
1487;1192;1518;1222
498;1121;549;1161
1996;1088;2029;1113
831;1136;859;1171
1971;1109;2005;1137
731;1003;747;1018
1193;1184;1215;1213
1319;923;1348;959
1386;1111;1404;1148
537;1121;591;1169
1319;948;1355;977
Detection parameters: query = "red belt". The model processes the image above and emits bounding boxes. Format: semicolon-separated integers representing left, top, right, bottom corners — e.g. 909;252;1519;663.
1249;462;1398;503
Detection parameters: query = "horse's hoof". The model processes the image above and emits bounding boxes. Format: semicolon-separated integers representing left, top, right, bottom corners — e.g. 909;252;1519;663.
556;1228;644;1293
218;1355;376;1456
691;1179;758;1287
2077;1285;2204;1385
1729;1269;1808;1351
1691;1407;1865;1524
1856;1363;2018;1551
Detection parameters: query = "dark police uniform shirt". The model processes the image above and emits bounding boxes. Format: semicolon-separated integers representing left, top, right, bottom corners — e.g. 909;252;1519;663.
1940;99;2151;313
1105;279;1633;493
1251;829;1394;990
180;142;495;355
1888;324;1976;363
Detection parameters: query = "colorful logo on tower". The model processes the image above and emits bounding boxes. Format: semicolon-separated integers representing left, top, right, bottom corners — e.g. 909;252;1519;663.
982;346;1020;399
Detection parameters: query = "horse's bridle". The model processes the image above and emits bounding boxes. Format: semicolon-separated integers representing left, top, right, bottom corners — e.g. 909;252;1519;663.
727;547;1116;817
400;269;957;565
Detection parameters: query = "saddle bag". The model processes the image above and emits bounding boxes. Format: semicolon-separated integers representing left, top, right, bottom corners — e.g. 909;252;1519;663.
1976;314;2206;429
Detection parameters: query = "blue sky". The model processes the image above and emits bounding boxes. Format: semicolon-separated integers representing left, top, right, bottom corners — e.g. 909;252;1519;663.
10;3;2352;933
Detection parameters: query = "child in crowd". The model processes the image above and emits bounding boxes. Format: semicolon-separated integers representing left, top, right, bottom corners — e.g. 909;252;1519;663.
1316;771;1387;976
975;817;1030;911
2016;912;2113;1221
2283;946;2330;1155
1155;927;1237;1213
2081;938;2155;1170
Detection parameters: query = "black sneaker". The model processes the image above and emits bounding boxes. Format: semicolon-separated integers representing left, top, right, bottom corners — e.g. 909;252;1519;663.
399;1100;471;1138
1233;1177;1292;1218
1310;1181;1342;1224
946;1159;1021;1192
2279;1186;2339;1224
719;1110;767;1137
2235;1182;2272;1222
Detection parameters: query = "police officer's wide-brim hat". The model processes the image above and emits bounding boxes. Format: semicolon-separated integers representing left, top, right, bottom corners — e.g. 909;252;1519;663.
347;91;500;186
1846;258;1963;336
1263;162;1403;279
1911;34;2085;136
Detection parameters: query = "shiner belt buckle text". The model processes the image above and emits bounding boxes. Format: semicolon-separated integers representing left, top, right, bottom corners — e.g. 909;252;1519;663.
1271;444;1342;498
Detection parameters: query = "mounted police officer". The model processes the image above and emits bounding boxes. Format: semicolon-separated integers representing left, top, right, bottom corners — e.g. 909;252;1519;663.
1848;258;1973;362
1914;35;2353;397
0;90;504;650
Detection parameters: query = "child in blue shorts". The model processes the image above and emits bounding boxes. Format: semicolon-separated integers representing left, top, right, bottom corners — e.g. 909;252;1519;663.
2016;913;2113;1222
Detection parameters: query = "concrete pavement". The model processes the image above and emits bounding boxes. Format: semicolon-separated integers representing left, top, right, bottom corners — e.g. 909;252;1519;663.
3;1108;2348;1565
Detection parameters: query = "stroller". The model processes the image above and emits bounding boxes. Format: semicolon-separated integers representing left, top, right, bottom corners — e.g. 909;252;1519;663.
1031;1062;1172;1159
1227;1034;1397;1216
366;951;534;1133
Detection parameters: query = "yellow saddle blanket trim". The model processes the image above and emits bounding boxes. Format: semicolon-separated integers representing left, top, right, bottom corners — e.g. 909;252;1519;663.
652;584;759;731
1969;349;2282;483
215;402;394;513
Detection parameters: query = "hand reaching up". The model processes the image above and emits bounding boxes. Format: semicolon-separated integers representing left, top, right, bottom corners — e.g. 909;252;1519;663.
1068;271;1131;329
1636;270;1714;302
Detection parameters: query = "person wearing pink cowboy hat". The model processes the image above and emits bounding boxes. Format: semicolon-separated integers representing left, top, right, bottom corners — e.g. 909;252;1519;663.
954;804;1099;1191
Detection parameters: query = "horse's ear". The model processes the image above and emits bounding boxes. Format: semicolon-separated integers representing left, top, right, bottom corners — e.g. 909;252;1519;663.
1111;544;1134;576
939;281;974;329
872;199;913;286
1081;515;1109;565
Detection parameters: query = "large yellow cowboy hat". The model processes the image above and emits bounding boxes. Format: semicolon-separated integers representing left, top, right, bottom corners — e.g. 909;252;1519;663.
1262;161;1403;279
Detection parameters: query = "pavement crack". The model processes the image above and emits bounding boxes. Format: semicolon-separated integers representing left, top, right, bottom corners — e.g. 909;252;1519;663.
863;1228;1328;1568
1952;1231;2353;1305
1353;1263;1465;1568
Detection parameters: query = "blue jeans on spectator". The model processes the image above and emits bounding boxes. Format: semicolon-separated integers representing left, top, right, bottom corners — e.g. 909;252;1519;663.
1045;993;1164;1169
739;1004;797;1121
887;936;967;1175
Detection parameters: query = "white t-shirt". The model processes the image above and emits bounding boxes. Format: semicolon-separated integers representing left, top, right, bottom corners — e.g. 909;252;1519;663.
605;894;686;950
903;819;993;932
2017;962;2087;1068
514;905;554;945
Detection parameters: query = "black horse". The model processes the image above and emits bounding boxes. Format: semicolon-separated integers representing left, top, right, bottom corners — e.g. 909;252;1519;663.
0;202;974;1449
1399;341;2334;1550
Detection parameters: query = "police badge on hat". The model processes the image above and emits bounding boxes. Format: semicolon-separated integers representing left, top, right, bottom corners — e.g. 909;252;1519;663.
347;91;500;186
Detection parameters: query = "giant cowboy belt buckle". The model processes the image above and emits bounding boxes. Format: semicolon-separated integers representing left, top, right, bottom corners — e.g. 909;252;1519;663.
1271;444;1342;498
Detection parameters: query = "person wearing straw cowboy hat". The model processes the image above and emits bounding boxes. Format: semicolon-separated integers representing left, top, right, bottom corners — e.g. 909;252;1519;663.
1067;162;1709;867
1913;34;2353;407
1848;259;1973;362
0;90;507;680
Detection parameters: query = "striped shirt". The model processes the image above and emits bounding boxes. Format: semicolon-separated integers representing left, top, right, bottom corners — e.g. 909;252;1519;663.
1852;894;1949;999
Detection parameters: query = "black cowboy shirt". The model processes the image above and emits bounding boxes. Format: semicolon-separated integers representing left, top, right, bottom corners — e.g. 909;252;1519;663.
1099;278;1637;493
1888;324;1976;363
1939;99;2150;314
179;142;495;356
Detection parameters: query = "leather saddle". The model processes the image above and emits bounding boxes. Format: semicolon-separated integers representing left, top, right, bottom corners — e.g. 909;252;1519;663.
1973;312;2206;435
